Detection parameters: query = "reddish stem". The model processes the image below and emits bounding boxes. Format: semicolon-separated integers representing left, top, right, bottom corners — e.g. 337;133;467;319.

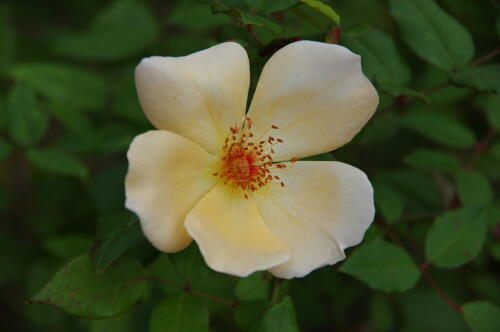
245;25;264;47
375;219;405;248
419;265;462;313
466;128;498;169
377;222;462;313
471;45;500;67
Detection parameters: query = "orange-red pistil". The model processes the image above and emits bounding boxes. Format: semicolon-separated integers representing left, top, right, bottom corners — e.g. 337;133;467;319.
213;117;290;197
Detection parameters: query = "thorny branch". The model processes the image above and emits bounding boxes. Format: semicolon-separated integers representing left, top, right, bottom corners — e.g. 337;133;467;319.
375;221;463;313
418;264;463;313
372;48;500;309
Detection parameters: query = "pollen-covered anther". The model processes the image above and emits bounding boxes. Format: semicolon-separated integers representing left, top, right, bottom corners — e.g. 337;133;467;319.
213;118;289;196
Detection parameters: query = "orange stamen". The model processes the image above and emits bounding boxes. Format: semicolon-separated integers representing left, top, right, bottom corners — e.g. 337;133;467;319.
213;117;291;196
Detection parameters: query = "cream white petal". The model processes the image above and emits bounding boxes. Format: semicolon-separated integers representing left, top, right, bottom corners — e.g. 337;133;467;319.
253;161;374;278
184;184;291;277
125;130;218;253
247;40;379;161
135;42;250;154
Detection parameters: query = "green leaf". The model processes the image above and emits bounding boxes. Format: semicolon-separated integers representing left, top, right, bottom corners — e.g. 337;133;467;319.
425;208;488;268
150;293;209;332
8;63;106;111
456;170;494;207
404;149;460;173
249;0;299;14
401;108;475;148
235;272;270;301
389;0;474;71
6;83;48;147
299;0;340;25
462;301;500;332
340;238;420;292
373;181;404;223
42;234;93;260
30;254;146;318
240;12;283;35
54;0;158;61
95;217;144;273
23;261;67;329
171;243;209;282
0;137;12;161
475;94;500;130
234;301;269;330
27;148;89;181
343;30;411;87
251;296;300;332
449;65;500;94
213;4;283;35
417;65;471;103
147;254;184;294
190;270;236;311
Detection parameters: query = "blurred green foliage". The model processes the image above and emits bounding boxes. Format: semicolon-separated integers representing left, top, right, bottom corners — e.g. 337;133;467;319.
1;0;500;331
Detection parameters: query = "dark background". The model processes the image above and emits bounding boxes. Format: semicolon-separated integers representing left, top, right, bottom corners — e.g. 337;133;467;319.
1;0;499;331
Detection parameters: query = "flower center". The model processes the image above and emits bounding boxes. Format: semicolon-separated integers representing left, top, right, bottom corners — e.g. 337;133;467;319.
228;155;251;179
213;117;295;198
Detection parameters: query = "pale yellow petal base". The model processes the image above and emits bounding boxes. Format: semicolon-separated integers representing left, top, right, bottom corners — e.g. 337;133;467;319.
185;184;291;277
